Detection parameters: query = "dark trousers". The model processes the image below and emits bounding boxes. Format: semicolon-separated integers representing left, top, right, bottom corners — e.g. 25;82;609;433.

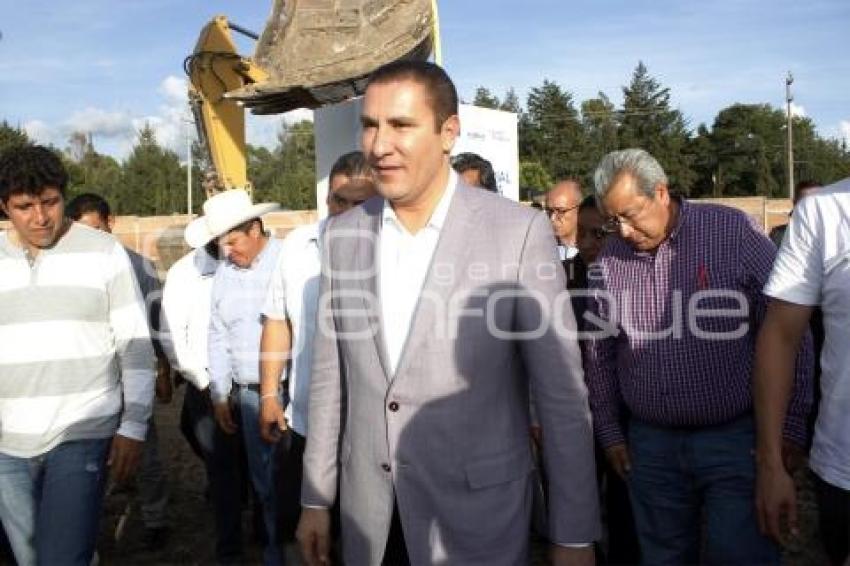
276;430;305;543
181;382;247;562
814;473;850;566
602;459;641;565
382;503;410;566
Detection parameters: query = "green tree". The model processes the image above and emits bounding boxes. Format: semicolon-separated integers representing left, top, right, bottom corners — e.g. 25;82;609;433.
618;62;695;193
500;88;522;114
472;87;500;109
66;149;124;208
250;120;316;210
579;93;619;185
519;160;554;193
523;79;583;180
0;121;32;156
121;124;186;215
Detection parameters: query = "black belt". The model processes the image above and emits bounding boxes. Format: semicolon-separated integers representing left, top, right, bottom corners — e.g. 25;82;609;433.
233;382;261;392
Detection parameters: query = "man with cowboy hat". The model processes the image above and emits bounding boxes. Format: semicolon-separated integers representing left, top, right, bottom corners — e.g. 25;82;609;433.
186;188;284;565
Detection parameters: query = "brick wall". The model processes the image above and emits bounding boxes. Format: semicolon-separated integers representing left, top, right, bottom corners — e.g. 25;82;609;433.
0;197;791;274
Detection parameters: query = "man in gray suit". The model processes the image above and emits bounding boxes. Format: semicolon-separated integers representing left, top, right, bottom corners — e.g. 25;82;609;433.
297;61;600;565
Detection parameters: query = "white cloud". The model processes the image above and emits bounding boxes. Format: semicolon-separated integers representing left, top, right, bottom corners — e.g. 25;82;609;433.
789;102;806;118
22;75;318;160
158;75;188;106
64;107;135;138
23;120;53;145
840;120;850;145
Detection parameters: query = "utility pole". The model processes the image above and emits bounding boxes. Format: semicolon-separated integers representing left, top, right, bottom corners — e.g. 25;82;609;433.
186;110;193;216
785;72;794;200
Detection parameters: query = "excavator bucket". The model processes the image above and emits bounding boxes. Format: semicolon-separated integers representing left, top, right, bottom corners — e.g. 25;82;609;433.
228;0;434;114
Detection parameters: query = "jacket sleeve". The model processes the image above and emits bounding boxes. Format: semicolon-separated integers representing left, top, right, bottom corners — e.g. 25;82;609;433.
516;212;601;544
301;223;343;508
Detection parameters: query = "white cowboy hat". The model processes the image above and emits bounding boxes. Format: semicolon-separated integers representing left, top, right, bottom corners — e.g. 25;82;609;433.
184;189;280;248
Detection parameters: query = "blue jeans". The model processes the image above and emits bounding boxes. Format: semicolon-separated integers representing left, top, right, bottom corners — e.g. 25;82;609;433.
0;438;110;566
235;385;281;566
627;416;780;565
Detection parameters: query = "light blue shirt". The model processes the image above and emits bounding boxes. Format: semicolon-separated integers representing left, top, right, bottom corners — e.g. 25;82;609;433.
208;237;282;402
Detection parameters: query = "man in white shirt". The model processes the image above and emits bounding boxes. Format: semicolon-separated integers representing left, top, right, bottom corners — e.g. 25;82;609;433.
545;179;583;261
258;150;376;547
754;177;850;565
296;61;598;566
162;241;249;563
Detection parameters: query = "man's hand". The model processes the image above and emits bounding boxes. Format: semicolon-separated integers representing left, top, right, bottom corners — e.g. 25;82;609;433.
213;401;238;434
108;434;144;484
260;395;288;443
551;544;595;566
756;461;799;544
297;507;332;566
155;357;173;404
604;443;632;480
782;439;806;475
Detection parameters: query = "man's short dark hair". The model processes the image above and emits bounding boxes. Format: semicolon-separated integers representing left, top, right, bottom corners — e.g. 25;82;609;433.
0;145;68;204
578;194;597;213
367;60;458;131
793;179;820;205
66;192;111;221
230;217;264;235
451;152;498;192
330;151;370;180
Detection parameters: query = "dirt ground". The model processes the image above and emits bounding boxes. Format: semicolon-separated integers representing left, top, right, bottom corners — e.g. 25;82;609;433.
93;386;830;565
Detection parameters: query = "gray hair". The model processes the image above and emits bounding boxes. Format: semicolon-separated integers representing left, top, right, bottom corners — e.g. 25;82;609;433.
593;148;668;199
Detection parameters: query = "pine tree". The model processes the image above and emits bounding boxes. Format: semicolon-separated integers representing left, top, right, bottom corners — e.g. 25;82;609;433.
618;62;695;193
121;124;185;215
472;87;500;109
523;79;583;180
0;121;32;156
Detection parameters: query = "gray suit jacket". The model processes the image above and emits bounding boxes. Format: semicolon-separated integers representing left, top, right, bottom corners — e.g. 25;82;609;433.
303;180;600;565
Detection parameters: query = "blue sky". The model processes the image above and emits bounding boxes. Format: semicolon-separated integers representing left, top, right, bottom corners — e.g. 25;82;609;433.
1;0;847;160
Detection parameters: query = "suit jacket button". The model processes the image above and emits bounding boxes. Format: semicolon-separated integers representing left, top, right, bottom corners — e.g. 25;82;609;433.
381;463;391;472
388;401;399;412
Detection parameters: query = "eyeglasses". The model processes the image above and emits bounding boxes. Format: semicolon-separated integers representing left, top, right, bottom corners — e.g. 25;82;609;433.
602;197;654;232
543;203;580;218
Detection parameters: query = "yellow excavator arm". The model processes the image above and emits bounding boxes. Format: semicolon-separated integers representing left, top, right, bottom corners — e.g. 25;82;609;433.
186;16;268;195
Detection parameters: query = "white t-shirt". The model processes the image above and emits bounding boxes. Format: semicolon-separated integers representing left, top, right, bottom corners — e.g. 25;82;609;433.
262;221;324;436
763;177;850;490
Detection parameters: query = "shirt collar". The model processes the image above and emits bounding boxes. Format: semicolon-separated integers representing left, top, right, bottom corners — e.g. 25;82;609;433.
230;235;275;271
194;247;219;276
382;169;457;233
666;197;688;243
314;218;328;243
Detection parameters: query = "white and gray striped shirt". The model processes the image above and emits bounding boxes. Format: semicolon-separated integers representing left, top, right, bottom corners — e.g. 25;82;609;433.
0;223;155;458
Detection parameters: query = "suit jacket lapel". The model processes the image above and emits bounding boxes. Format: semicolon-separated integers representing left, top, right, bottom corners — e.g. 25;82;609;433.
392;182;480;381
357;197;392;382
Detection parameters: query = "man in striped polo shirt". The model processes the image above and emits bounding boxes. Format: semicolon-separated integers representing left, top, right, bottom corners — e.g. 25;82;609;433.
0;145;155;565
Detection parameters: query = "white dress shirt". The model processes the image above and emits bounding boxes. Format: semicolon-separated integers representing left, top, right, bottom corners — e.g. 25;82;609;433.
161;247;219;390
379;171;457;375
262;221;325;436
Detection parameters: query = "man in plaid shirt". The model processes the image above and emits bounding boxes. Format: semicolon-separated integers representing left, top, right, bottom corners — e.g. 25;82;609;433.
583;148;813;564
